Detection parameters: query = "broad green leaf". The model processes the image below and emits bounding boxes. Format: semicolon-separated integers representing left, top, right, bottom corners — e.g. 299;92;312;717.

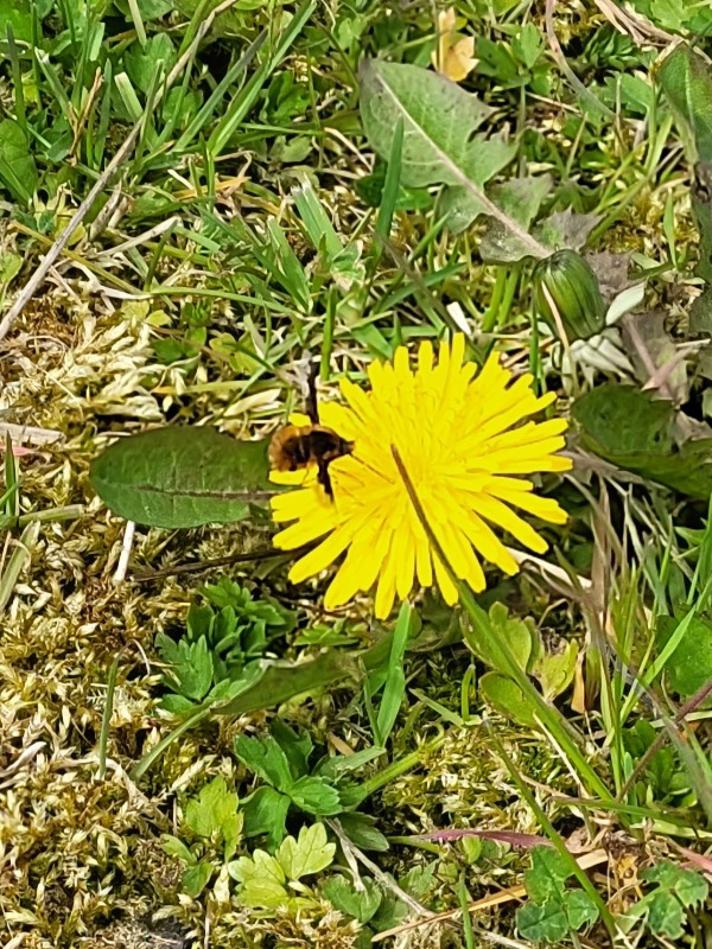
602;73;655;116
625;861;709;938
184;776;242;859
0;119;37;204
373;602;413;746
234;735;294;790
359;60;547;259
517;847;598;941
690;284;712;334
525;847;570;904
692;165;712;283
513;22;543;69
563;889;598;930
637;438;712;498
643;860;709;907
176;0;255;29
516;899;569;943
135;652;363;782
476;36;520;85
480;672;536;728
315;745;385;780
242;785;291;847
645;890;685;938
464;602;534;674
216;650;361;717
323;875;382;923
533;210;600;252
115;0;175;19
204;664;265;707
156;633;214;702
161;833;193;864
270;720;313;779
572;384;712;499
159;693;197;716
288;775;342;816
231;848;287;909
656;615;712;698
370;863;436;930
535;641;578;702
469;176;553;259
0;251;21;287
490;603;536;670
125;33;176;93
572;385;675;453
90;426;273;527
276;822;336;880
659;45;712;163
361;61;492;186
628;0;685;31
338;812;389;852
0;1;33;44
518;889;597;939
182;861;213;897
435;138;519;232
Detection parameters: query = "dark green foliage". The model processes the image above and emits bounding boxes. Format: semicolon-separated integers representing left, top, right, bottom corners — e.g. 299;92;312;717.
162;776;242;897
516;848;599;943
156;578;293;714
572;385;712;499
90;427;274;527
623;720;692;806
235;721;383;848
622;861;709;938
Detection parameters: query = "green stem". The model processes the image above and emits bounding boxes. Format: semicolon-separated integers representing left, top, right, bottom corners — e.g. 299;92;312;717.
130;706;212;781
495;266;520;329
358;734;446;799
99;656;120;779
486;722;618;941
390;445;613;805
0;520;40;614
481;268;507;333
18;505;84;526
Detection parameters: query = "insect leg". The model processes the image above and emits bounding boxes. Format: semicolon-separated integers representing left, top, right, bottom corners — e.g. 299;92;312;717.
306;360;320;425
317;457;334;498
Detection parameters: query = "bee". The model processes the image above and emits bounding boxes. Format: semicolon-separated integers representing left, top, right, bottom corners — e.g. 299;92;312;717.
269;363;354;500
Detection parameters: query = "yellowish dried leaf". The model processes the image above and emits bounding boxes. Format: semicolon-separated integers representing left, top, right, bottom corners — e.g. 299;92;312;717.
432;7;478;83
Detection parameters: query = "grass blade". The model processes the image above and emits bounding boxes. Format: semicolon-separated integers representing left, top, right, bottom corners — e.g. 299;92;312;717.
374;602;412;747
98;656;120;779
0;520;40;615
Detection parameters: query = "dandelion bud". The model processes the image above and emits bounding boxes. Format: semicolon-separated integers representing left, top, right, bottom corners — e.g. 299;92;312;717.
533;250;606;341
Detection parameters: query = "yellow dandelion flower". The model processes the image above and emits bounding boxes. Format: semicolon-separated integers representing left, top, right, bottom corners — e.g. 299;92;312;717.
270;335;572;619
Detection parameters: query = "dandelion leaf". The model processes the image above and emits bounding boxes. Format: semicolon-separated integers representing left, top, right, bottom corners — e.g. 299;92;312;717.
656;615;712;699
659;45;712;163
90;426;272;528
476;175;553;259
480;672;536;728
0;118;37;204
360;60;531;244
572;384;712;499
